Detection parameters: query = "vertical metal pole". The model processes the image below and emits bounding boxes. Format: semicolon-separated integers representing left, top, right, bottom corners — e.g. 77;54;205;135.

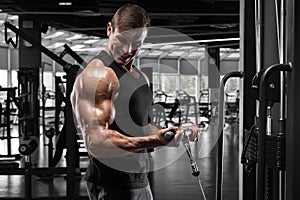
216;72;243;200
66;71;76;200
255;1;264;200
6;90;12;156
278;0;286;200
258;64;291;200
255;0;262;73
285;0;300;199
216;86;225;200
18;17;41;138
65;65;79;200
240;0;257;199
158;58;161;90
24;155;32;200
7;47;12;87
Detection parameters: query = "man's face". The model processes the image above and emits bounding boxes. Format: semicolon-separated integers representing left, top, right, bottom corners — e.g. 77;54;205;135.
107;23;147;66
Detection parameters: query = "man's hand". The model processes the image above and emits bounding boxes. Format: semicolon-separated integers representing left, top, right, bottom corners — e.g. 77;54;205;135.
180;123;200;142
157;126;182;146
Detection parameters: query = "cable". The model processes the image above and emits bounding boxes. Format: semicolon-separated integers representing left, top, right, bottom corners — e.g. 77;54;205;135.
274;0;280;58
164;130;207;200
182;130;200;177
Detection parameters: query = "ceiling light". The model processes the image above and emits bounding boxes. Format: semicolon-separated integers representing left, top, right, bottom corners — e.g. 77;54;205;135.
188;52;205;58
178;46;194;50
143;38;239;48
8;15;18;20
71;44;85;49
160;44;175;50
168;51;185;56
47;42;64;49
72;47;104;52
147;50;163;56
45;31;64;39
226;52;240;59
59;2;72;6
137;50;145;56
83;39;99;44
66;34;82;41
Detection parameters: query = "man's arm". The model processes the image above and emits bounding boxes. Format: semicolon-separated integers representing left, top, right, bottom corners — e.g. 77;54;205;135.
71;60;181;158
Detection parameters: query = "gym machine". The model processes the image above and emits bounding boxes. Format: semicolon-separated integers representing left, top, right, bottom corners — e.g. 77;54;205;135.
240;0;293;199
224;90;240;124
153;90;198;128
60;44;87;67
175;90;199;126
3;21;86;199
153;89;181;127
198;89;211;126
242;63;291;200
0;86;20;161
17;68;40;138
215;71;243;200
161;71;244;200
18;139;39;199
153;89;170;102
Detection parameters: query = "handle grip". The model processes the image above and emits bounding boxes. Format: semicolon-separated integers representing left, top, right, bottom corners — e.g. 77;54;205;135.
19;140;38;155
164;131;175;142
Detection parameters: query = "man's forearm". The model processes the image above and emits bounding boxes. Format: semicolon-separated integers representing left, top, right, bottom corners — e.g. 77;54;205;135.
145;123;160;135
86;128;161;158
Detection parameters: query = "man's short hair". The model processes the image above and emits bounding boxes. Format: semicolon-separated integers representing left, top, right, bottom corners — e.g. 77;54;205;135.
111;4;151;31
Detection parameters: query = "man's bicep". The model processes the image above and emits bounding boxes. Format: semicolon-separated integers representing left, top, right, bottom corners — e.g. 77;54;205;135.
94;98;115;127
74;98;98;129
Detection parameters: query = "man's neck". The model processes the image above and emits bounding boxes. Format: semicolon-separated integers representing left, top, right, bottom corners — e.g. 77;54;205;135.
123;61;134;71
104;48;134;71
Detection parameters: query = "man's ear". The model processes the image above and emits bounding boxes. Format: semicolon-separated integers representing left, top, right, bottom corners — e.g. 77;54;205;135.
107;22;112;37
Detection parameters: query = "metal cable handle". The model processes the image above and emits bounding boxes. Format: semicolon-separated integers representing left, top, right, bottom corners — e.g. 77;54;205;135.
164;130;207;200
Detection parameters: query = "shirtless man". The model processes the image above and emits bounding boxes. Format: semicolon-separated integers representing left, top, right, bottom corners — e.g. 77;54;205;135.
71;4;199;200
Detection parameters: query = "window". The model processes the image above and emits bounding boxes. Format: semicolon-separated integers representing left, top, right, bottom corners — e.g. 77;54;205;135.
161;74;178;101
0;70;7;87
180;75;197;97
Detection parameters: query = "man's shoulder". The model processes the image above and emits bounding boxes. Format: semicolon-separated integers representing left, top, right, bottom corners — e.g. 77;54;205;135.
85;59;116;77
75;59;118;92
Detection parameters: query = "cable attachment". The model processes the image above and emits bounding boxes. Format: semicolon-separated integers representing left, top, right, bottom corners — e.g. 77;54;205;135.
241;125;258;174
182;129;200;177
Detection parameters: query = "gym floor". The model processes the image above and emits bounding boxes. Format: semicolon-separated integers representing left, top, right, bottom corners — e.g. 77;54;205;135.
0;121;239;200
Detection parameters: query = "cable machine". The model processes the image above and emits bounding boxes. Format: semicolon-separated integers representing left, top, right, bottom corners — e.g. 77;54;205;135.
3;21;85;200
241;0;293;200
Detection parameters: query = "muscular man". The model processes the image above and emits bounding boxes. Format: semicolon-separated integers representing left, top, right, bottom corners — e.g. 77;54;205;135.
71;4;199;200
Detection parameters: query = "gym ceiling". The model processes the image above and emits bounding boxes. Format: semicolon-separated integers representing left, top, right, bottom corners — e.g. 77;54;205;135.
0;0;240;53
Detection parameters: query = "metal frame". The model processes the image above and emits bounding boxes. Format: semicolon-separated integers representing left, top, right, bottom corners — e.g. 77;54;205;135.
4;21;84;200
215;71;244;200
256;63;291;200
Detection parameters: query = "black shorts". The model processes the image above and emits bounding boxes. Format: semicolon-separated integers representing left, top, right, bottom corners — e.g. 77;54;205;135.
86;181;153;200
